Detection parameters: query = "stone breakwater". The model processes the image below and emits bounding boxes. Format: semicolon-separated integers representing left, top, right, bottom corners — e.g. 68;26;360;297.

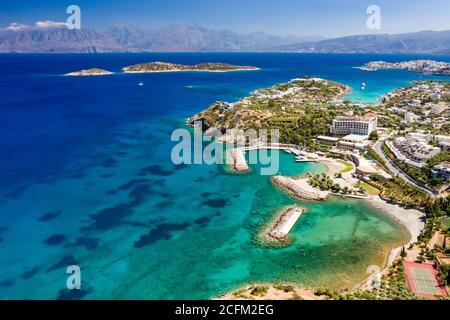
272;176;329;201
257;206;305;247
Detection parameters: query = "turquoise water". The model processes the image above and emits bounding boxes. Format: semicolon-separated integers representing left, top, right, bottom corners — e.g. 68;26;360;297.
1;53;447;299
0;136;408;299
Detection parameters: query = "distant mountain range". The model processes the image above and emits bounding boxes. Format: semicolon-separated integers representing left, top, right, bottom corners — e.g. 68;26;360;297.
1;23;450;54
0;23;322;53
274;30;450;54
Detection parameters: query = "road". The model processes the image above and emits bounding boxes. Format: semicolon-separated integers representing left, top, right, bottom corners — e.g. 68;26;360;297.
373;140;437;197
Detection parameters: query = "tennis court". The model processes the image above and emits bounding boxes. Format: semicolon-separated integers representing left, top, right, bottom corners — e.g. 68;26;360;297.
404;262;448;299
410;268;441;295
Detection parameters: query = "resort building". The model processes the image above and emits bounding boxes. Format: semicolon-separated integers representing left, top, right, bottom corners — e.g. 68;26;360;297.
389;135;441;168
316;135;339;146
336;134;370;151
432;162;450;181
390;107;406;114
410;99;422;107
331;113;378;136
403;112;420;123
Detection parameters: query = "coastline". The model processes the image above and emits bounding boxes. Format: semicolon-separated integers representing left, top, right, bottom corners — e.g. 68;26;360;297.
217;283;323;300
272;175;329;201
365;196;424;246
357;195;425;289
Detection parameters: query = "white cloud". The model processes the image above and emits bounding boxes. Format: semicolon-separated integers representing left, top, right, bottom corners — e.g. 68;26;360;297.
6;23;29;31
35;20;67;28
3;20;68;31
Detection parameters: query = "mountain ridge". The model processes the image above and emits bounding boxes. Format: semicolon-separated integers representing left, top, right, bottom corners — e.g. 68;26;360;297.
0;23;323;53
1;23;450;54
273;30;450;54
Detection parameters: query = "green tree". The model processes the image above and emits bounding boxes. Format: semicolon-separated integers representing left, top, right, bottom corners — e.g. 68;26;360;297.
369;131;379;141
400;246;407;259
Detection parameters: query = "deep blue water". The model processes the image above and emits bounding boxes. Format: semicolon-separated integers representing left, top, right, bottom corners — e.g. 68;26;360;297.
2;53;450;192
0;53;448;299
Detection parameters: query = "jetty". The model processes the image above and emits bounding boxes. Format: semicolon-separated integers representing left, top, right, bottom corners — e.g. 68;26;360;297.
226;143;304;172
258;206;306;246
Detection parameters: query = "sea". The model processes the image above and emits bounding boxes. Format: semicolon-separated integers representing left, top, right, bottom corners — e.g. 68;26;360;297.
0;53;449;299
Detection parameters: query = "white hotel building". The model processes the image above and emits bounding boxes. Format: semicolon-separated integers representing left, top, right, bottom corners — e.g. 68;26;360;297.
331;113;378;136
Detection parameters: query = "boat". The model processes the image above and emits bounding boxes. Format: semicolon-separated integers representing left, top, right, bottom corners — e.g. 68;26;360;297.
284;149;293;154
138;82;144;86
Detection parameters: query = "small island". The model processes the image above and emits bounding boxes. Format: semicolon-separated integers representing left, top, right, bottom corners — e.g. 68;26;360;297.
122;61;259;73
64;68;114;76
356;60;450;76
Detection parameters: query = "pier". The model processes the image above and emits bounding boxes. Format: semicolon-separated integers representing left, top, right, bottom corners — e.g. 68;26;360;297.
258;206;306;246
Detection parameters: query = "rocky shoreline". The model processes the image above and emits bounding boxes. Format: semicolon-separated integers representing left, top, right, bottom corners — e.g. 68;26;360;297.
217;283;323;300
272;175;329;201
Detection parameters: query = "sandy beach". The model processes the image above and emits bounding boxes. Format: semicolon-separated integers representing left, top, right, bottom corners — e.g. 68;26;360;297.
366;196;425;245
320;158;347;176
357;195;426;290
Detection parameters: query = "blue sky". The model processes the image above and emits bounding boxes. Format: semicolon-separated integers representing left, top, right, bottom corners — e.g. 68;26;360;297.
1;0;450;37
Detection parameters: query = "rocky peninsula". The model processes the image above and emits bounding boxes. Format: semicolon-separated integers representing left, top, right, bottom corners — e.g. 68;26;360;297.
64;68;113;76
122;61;259;73
188;78;350;144
357;60;450;76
